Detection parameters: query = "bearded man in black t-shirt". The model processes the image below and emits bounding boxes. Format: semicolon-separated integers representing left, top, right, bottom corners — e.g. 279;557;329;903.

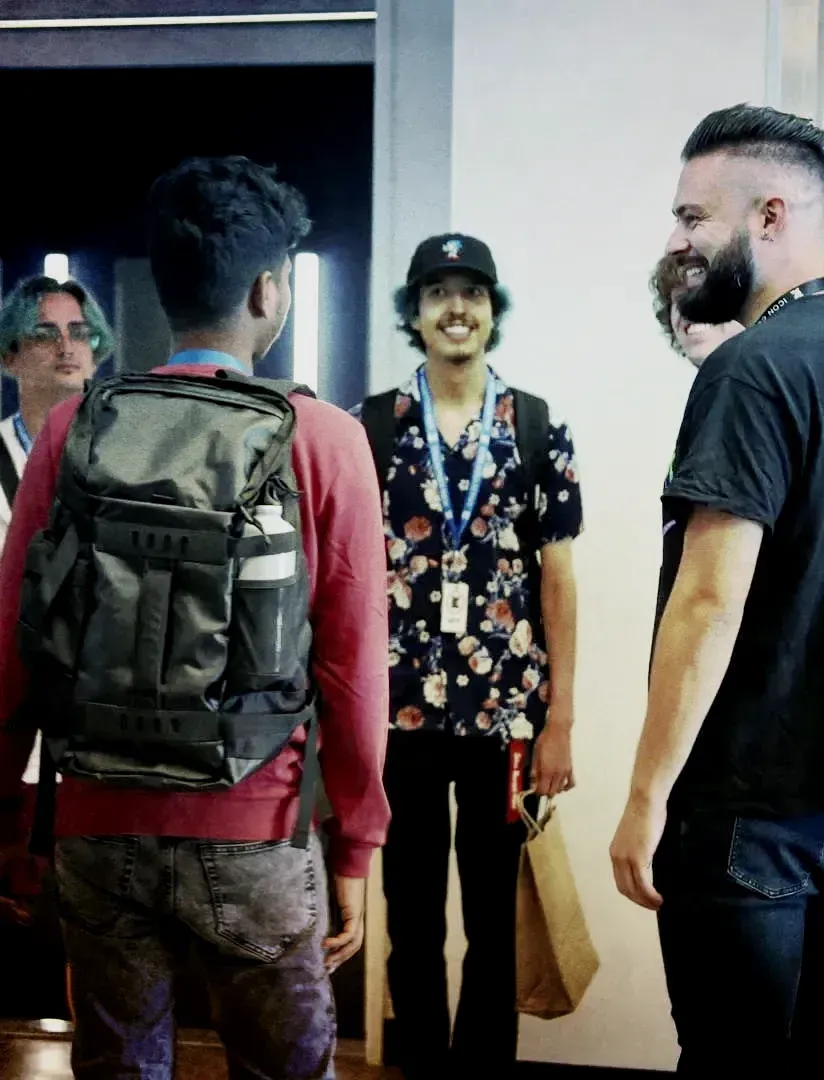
611;103;824;1074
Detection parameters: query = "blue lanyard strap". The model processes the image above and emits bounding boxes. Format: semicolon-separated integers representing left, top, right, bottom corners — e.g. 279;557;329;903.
12;412;32;455
418;367;497;551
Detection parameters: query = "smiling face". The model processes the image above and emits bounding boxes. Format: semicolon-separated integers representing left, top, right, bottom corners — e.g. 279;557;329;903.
665;152;764;326
413;272;494;365
670;302;745;367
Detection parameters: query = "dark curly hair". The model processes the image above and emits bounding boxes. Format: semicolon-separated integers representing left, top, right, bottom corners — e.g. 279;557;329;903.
650;254;688;352
146;155;311;333
393;278;512;354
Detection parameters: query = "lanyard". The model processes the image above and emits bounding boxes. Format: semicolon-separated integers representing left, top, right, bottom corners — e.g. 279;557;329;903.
166;349;249;374
757;278;824;323
12;412;32;455
418;367;497;551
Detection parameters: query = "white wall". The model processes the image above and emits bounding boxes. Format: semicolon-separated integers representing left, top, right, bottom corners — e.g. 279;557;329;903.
369;0;455;392
448;0;769;1070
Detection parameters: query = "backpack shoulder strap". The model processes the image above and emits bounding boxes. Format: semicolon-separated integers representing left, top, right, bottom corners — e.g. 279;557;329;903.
512;388;550;519
240;374;316;401
512;389;551;659
0;432;20;510
360;389;399;492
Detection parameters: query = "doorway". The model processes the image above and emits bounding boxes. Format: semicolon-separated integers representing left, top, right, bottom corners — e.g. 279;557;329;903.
0;57;373;1038
0;62;372;413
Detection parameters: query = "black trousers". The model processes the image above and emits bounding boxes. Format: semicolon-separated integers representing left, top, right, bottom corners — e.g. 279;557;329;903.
382;729;526;1080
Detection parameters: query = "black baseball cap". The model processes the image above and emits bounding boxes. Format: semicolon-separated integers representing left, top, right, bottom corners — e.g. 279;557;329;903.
406;234;498;287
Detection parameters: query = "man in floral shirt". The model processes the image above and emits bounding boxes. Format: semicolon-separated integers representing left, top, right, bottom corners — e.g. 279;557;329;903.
355;234;583;1080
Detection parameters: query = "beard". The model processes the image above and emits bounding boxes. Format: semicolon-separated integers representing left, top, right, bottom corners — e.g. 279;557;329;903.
677;230;755;326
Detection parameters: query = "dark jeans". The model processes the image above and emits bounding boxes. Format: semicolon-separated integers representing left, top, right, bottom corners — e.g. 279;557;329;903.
654;808;824;1076
382;730;526;1080
53;832;335;1080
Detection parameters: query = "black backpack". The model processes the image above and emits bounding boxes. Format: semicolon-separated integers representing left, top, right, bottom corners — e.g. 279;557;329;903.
360;385;550;641
17;370;318;850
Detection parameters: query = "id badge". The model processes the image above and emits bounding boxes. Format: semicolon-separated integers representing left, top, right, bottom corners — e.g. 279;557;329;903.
441;581;470;635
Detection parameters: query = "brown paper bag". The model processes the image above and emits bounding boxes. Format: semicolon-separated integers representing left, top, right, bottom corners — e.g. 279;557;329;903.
515;792;599;1019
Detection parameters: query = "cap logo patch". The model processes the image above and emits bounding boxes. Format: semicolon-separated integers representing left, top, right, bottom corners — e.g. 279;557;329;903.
442;238;463;261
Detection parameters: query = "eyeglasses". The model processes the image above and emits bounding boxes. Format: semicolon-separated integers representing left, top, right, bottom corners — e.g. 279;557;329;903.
26;322;100;348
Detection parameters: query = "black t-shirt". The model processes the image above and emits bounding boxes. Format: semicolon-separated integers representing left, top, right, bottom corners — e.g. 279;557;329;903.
657;293;824;816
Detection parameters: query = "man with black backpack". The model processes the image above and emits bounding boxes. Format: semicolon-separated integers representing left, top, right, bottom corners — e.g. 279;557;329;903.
0;156;390;1080
355;235;583;1080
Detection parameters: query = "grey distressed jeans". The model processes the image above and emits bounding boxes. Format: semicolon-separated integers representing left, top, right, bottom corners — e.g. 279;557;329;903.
53;832;335;1079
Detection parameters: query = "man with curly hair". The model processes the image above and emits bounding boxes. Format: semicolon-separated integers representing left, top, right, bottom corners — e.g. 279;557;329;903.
649;252;743;367
355;234;583;1080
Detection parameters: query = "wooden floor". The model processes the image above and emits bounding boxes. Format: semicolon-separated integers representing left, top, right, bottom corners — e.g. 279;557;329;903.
0;1022;401;1079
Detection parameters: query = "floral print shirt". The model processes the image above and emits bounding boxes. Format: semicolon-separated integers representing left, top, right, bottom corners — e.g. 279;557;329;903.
356;364;583;742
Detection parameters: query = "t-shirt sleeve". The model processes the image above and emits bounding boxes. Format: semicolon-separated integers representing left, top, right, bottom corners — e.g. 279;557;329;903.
666;376;795;529
538;421;584;545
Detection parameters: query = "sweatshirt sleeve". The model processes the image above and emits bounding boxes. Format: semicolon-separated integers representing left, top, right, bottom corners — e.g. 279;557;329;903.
298;403;391;877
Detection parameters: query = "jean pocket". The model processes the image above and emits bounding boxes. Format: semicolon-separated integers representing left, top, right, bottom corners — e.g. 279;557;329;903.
727;816;811;899
199;839;318;962
54;835;139;935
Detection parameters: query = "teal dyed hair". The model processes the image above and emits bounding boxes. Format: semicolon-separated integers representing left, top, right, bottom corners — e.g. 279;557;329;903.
0;275;115;369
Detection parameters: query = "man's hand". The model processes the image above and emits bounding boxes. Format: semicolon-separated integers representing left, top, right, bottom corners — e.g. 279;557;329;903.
323;875;366;974
530;718;574;797
610;792;667;911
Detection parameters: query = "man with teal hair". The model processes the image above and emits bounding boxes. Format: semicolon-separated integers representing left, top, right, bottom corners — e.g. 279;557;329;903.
0;275;113;931
0;274;114;549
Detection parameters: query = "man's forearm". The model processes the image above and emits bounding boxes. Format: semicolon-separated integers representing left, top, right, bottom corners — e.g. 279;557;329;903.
541;572;577;725
630;591;744;805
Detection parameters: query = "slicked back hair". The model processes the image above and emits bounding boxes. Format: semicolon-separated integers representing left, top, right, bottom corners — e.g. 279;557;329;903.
682;104;824;190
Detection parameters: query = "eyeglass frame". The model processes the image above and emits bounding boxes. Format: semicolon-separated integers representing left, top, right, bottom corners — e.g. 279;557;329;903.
23;322;101;350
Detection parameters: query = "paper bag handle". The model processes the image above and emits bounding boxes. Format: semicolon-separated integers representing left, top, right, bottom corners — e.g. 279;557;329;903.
516;788;554;837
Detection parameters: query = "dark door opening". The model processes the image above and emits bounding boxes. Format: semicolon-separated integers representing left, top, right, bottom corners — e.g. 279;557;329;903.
1;63;373;413
0;60;373;1037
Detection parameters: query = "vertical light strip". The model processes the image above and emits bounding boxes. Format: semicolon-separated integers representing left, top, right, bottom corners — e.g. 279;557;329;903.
779;0;819;118
44;253;70;283
293;253;320;391
765;0;783;108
